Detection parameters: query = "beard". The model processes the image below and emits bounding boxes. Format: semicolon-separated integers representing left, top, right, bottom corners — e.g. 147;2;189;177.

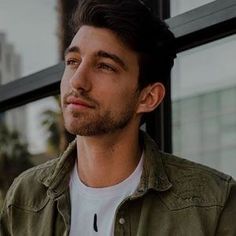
67;107;135;136
62;92;139;136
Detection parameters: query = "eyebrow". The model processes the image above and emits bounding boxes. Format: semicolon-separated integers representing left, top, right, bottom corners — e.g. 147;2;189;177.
64;46;80;57
64;47;128;71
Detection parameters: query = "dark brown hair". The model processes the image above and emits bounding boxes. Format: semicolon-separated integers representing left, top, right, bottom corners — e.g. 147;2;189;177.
71;0;176;89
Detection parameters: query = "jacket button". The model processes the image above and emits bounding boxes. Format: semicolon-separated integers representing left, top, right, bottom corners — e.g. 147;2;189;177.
119;218;125;225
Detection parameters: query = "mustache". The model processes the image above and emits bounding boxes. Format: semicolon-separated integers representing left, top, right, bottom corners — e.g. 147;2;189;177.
63;90;99;107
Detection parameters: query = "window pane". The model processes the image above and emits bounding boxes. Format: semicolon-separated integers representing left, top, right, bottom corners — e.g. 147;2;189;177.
0;96;63;208
171;0;215;17
0;0;58;85
172;34;236;178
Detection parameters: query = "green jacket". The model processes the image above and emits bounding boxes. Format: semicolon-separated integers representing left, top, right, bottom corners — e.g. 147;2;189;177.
1;132;236;235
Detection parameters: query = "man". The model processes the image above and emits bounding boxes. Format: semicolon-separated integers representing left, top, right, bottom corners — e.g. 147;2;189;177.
1;0;236;235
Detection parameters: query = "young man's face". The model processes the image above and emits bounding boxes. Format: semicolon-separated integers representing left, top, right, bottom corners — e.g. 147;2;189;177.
60;25;141;136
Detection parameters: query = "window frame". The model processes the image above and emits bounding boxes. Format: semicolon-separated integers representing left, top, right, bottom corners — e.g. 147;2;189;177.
0;63;64;112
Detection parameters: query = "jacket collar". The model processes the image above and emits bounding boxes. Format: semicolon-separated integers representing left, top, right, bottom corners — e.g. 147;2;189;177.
38;131;172;198
130;131;172;199
38;140;77;198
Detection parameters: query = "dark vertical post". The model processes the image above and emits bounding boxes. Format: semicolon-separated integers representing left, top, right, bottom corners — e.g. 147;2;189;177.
57;0;78;60
145;0;172;153
147;0;170;19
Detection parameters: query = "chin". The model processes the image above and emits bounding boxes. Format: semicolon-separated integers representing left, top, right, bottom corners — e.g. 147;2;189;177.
64;122;94;136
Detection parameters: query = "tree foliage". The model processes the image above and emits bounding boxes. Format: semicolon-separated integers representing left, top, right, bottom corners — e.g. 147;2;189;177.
0;124;33;206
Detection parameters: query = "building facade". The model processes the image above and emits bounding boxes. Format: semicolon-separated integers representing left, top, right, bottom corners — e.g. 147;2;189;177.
173;86;236;178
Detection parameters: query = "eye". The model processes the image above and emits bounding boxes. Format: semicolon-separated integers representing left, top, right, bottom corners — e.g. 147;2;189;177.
65;59;79;66
97;63;117;72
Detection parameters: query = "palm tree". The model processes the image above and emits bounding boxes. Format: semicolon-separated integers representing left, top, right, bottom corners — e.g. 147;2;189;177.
41;95;76;155
41;96;66;155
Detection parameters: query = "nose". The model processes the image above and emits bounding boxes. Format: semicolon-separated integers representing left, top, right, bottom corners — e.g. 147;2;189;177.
70;60;92;92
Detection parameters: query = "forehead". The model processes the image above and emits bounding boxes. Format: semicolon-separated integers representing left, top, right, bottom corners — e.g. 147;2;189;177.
69;25;139;62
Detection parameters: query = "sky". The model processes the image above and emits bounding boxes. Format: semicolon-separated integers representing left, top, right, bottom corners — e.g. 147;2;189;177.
0;0;58;76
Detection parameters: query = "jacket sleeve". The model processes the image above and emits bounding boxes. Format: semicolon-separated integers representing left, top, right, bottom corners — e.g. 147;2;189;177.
0;200;12;236
0;178;17;236
216;178;236;235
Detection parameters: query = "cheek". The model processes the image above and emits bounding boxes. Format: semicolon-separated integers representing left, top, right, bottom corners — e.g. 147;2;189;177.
107;89;135;109
60;76;70;108
60;74;70;95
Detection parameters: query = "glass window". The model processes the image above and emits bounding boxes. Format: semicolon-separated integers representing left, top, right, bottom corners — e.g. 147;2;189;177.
6;52;11;73
0;0;58;85
0;96;63;208
0;40;2;61
171;0;215;17
172;34;236;178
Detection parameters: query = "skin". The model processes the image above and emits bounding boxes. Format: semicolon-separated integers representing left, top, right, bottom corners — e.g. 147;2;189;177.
60;25;165;187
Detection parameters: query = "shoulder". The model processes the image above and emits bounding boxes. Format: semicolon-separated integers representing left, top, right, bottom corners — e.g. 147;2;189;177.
3;158;59;211
159;151;235;209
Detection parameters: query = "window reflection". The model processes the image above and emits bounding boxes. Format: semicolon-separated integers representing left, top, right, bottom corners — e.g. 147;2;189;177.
171;0;215;17
172;35;236;178
0;0;58;82
0;96;66;208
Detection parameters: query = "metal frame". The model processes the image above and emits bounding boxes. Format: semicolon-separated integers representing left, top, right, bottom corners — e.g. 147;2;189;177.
0;0;236;152
145;0;172;152
152;0;236;152
166;0;236;52
0;63;64;112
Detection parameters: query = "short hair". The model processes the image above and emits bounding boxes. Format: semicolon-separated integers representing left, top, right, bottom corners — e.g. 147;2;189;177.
71;0;176;89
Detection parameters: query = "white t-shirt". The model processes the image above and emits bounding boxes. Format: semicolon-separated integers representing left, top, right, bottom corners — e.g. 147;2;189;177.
69;154;143;236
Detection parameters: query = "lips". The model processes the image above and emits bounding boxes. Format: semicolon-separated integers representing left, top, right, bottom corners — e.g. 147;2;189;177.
66;96;95;109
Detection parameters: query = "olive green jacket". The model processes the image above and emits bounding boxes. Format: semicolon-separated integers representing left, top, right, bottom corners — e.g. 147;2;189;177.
1;132;236;235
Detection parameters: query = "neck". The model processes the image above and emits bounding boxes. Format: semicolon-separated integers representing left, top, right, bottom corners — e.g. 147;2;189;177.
76;127;141;188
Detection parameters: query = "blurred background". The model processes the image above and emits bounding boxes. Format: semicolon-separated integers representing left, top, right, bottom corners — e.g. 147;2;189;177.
0;0;236;208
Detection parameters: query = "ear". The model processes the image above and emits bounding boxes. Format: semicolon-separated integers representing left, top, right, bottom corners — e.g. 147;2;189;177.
136;82;165;114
